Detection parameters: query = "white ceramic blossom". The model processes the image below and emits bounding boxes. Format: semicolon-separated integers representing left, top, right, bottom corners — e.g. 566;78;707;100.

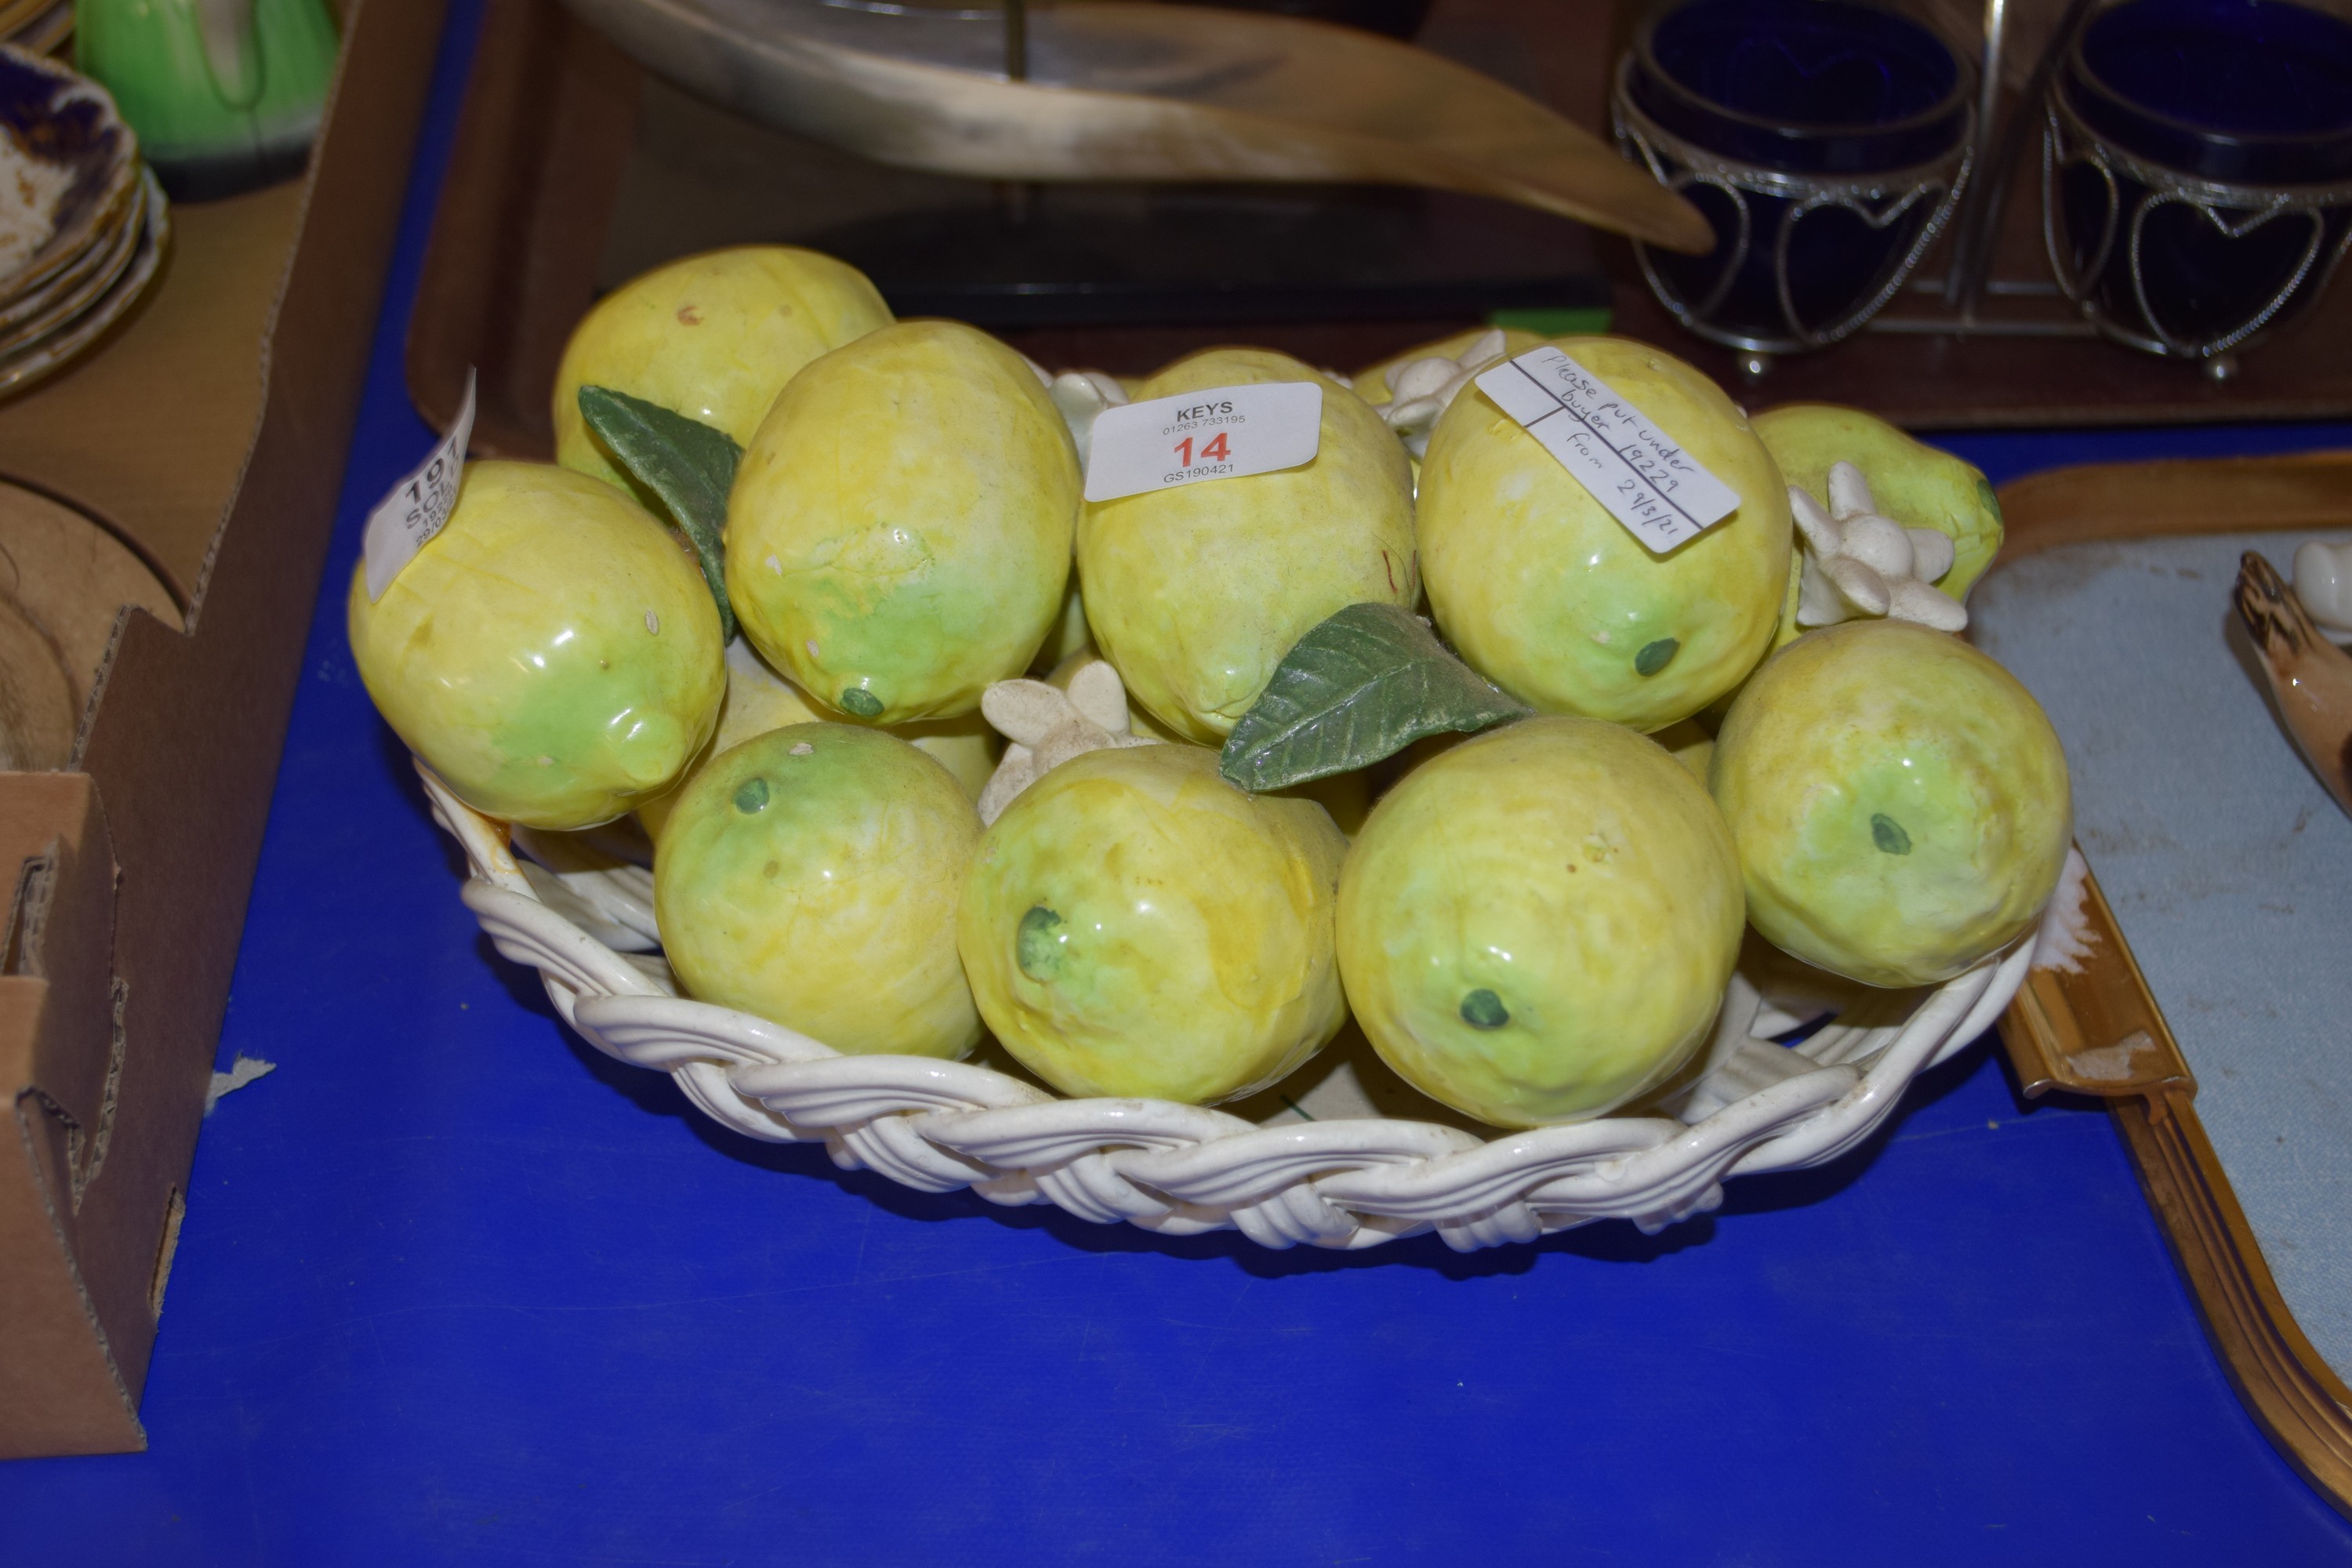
1379;328;1511;459
1047;370;1127;469
1790;462;1968;633
975;657;1160;825
2293;539;2352;644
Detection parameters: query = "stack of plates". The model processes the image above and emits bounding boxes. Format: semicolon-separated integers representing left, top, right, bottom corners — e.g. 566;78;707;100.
0;1;70;56
0;42;166;401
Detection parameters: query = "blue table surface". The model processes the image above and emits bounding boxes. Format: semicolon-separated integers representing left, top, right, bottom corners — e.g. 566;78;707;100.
8;5;2352;1560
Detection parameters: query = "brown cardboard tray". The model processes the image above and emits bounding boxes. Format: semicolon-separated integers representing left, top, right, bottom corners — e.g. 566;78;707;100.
0;0;452;1457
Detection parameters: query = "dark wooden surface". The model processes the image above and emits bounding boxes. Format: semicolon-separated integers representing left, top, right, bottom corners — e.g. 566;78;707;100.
1602;235;2352;430
405;0;638;459
405;0;2352;453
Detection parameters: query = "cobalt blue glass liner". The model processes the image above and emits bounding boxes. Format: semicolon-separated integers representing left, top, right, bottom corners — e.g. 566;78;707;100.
1628;0;1972;175
1610;0;1973;354
2045;76;2352;361
2067;0;2352;186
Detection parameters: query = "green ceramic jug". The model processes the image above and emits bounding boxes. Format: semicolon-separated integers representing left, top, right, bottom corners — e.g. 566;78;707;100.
78;0;340;200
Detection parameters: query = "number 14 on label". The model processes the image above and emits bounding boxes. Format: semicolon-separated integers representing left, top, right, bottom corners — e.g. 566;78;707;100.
1174;432;1230;466
1081;380;1320;503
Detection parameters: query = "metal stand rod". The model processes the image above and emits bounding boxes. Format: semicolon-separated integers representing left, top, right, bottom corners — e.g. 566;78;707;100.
1941;0;2008;311
996;0;1035;227
1943;0;2098;315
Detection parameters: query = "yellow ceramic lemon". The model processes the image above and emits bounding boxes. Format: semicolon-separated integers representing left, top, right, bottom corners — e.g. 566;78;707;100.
1077;347;1416;743
1338;717;1745;1127
958;742;1347;1103
1711;619;2071;987
655;724;982;1058
726;320;1078;724
552;246;891;492
348;461;724;829
637;639;1000;840
1417;336;1791;731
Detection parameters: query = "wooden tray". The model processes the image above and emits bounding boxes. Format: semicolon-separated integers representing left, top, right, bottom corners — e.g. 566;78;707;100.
1990;452;2352;1520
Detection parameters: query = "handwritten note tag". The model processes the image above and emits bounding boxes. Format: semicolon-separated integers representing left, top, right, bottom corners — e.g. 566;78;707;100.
363;369;477;601
1083;381;1321;503
1472;347;1740;554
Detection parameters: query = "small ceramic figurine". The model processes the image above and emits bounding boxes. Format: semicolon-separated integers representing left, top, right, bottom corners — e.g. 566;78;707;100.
77;0;340;200
2234;552;2352;820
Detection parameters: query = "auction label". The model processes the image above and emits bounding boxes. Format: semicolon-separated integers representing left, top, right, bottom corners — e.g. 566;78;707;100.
1083;381;1321;503
1472;347;1739;554
363;368;477;601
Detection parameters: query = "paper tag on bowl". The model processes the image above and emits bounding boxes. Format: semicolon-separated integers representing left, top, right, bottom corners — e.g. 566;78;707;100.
1472;346;1740;554
1083;381;1321;503
363;368;477;601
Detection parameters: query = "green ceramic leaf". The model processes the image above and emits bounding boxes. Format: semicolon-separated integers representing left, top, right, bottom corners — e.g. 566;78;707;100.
578;385;739;643
1219;602;1530;793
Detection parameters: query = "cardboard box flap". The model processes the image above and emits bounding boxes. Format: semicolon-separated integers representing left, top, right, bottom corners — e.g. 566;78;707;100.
0;187;303;608
0;0;455;1457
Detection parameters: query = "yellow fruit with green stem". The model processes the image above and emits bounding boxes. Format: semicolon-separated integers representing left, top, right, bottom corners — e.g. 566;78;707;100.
726;320;1078;724
1417;336;1791;732
655;724;982;1058
347;461;724;829
552;246;891;493
1710;619;2071;987
958;742;1347;1103
636;638;1000;841
1077;347;1417;743
1337;716;1744;1127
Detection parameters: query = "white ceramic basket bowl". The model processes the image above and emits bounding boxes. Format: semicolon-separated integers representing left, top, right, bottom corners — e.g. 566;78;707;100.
421;763;2042;1254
